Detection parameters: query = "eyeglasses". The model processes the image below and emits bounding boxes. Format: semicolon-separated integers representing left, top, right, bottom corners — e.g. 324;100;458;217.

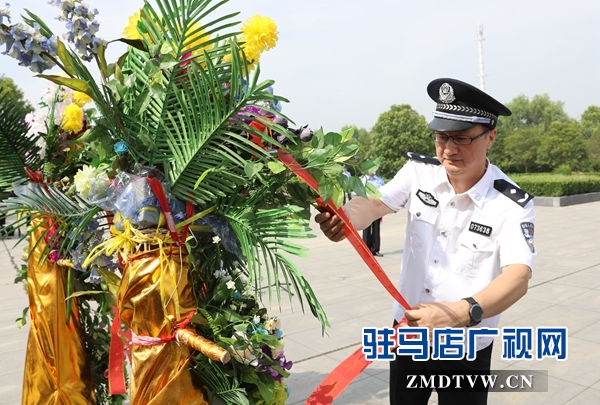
430;129;490;146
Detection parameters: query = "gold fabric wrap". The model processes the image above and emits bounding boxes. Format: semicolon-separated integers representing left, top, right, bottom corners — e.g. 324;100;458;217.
22;218;96;405
117;247;208;405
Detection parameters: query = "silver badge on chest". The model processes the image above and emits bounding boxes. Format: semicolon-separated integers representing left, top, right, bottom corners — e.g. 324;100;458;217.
439;83;456;103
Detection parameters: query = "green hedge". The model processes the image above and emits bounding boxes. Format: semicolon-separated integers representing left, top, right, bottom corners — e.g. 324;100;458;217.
510;173;600;197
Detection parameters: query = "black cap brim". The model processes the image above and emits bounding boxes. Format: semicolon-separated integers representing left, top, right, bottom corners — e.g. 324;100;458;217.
428;117;477;132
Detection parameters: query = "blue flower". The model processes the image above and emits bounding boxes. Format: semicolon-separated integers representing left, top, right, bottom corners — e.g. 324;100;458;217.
51;0;105;61
84;267;102;284
0;3;11;25
114;140;128;155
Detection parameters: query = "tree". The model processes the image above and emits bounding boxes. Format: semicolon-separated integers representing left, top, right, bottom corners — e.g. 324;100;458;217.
536;122;588;172
500;128;542;173
580;105;600;139
368;104;433;179
0;75;34;117
498;94;574;133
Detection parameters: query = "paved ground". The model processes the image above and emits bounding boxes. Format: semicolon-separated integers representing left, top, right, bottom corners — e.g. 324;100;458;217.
2;201;600;404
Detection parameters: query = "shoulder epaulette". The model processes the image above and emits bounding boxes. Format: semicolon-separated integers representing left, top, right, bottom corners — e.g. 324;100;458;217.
493;179;534;208
403;151;441;166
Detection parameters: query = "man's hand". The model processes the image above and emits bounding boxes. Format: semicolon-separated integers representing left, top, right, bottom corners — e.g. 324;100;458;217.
315;210;347;242
404;301;470;336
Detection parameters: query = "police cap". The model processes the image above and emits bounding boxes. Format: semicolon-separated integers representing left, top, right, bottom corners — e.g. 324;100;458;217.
427;78;511;132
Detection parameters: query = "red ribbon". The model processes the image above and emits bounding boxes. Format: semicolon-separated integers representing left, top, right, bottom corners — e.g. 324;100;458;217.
108;307;131;395
274;153;412;404
146;177;194;246
244;128;412;404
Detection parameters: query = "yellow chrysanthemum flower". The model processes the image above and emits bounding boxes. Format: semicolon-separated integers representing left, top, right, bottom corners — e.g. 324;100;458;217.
122;10;143;40
61;104;84;134
72;91;92;107
225;15;278;71
241;15;278;55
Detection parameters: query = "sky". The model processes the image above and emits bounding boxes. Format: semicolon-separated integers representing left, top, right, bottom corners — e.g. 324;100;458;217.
2;0;600;133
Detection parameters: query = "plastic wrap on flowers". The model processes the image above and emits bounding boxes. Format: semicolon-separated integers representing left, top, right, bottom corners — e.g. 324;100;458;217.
22;218;96;405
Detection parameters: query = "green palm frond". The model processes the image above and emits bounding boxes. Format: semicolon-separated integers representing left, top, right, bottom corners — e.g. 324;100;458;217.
0;184;101;259
114;0;285;204
215;185;329;328
0;94;42;188
193;359;249;405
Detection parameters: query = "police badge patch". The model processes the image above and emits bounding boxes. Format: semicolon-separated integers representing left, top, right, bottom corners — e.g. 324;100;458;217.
439;83;456;103
416;189;439;207
521;222;535;253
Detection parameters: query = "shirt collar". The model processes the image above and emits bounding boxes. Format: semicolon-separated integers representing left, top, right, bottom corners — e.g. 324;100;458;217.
466;159;494;208
432;159;494;208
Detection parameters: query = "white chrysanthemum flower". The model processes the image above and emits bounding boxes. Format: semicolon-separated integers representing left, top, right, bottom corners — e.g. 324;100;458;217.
212;235;221;244
74;165;108;199
74;165;96;197
263;317;282;334
226;280;236;290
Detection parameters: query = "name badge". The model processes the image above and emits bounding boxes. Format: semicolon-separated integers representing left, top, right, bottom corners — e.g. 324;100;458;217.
469;221;492;237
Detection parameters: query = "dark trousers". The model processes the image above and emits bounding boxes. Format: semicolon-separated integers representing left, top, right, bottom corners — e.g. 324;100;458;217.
362;218;381;254
390;342;493;405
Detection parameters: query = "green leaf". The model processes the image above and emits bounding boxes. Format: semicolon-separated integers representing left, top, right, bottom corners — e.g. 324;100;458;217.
56;39;78;77
117;37;148;52
267;160;286;174
244;161;264;179
317;177;334;203
159;54;179;70
36;75;93;97
65;290;107;300
365;181;382;198
324;132;342;146
99;268;122;298
134;88;152;115
351;176;368;197
360;157;381;174
97;42;109;79
307;147;330;166
340;127;355;142
23;9;54;37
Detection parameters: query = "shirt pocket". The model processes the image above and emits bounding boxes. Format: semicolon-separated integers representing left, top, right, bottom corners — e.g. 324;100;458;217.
407;202;439;254
454;234;496;277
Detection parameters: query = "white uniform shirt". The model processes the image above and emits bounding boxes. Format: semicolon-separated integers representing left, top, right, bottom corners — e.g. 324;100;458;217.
379;159;536;351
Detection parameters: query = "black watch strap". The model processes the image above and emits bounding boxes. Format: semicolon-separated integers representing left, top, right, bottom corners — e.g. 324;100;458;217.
462;297;483;327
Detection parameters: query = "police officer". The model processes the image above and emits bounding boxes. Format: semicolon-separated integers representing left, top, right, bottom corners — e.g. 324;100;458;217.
315;78;536;405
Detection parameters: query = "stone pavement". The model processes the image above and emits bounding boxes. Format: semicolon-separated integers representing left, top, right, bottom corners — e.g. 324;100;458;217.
2;201;600;404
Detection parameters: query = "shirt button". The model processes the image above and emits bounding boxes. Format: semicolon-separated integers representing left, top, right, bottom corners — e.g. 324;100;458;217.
473;243;478;249
425;288;431;293
434;259;439;264
441;231;448;237
450;202;455;207
416;212;421;217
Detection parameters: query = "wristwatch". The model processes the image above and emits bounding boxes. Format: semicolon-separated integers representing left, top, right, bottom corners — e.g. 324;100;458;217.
462;297;484;327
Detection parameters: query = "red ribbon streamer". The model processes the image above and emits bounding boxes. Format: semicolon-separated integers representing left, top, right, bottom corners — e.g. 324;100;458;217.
274;153;412;404
108;307;131;395
244;128;413;404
